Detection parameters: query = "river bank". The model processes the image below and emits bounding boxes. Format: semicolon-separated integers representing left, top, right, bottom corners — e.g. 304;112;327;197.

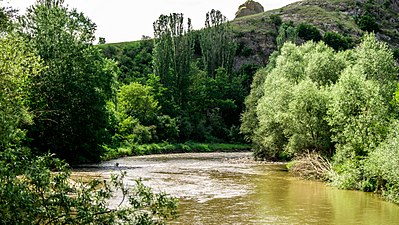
101;142;251;160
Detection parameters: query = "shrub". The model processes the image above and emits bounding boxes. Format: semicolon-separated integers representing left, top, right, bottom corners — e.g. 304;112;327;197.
323;31;354;51
270;14;282;28
297;23;322;42
392;48;399;60
276;22;298;49
0;149;177;224
365;121;399;203
356;14;380;32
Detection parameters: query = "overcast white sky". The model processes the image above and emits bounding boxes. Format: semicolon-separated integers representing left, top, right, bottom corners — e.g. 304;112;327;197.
8;0;299;43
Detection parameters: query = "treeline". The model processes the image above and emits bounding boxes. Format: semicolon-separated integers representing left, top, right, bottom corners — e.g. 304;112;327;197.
100;9;255;154
241;34;399;203
1;2;254;165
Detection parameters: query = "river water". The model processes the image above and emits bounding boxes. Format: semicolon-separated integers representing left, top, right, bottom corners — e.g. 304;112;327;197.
73;152;399;224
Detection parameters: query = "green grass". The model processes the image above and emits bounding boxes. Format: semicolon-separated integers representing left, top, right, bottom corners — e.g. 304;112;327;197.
102;142;251;160
98;39;143;48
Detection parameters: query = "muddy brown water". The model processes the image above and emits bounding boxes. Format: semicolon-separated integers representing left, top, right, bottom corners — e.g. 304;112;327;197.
73;152;399;224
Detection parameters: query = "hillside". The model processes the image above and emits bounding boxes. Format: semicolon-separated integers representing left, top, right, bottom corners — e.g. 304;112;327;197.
101;0;399;77
232;0;399;69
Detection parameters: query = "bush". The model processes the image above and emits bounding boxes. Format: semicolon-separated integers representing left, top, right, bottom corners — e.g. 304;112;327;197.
356;14;380;32
270;14;282;28
276;21;298;49
393;48;399;60
330;157;364;190
323;31;354;51
366;121;399;203
297;23;322;42
0;148;178;224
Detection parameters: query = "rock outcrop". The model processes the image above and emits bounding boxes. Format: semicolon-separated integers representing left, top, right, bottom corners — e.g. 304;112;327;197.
235;0;265;18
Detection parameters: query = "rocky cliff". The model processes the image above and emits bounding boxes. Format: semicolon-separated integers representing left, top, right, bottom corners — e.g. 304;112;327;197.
231;0;399;70
235;0;264;18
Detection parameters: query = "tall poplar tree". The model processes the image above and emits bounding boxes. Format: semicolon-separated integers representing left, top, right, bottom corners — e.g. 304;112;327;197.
152;13;194;114
200;9;236;78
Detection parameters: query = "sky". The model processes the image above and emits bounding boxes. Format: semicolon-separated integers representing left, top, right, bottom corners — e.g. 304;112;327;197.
8;0;299;43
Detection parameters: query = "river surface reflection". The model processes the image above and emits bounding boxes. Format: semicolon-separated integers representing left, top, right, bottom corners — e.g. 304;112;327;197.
73;152;399;224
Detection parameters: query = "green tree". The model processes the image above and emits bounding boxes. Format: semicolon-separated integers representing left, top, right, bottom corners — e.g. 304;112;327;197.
325;35;397;190
0;149;178;224
116;82;158;144
326;68;389;188
20;0;118;163
98;37;106;44
0;33;42;148
152;13;194;114
270;14;282;28
323;31;354;51
0;7;177;225
304;42;345;86
352;34;398;100
284;79;331;155
118;82;159;125
276;21;298;50
200;9;236;78
0;0;16;32
100;40;154;84
240;52;279;143
246;41;345;159
297;23;322;42
356;13;379;32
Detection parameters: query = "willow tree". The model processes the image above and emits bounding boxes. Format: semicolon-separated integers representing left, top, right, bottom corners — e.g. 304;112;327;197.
20;0;118;163
200;9;236;78
152;13;194;114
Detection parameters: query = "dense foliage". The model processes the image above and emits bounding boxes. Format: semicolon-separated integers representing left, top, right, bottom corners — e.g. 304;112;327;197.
0;1;177;223
20;0;118;163
0;149;177;224
2;1;399;221
102;10;247;147
101;40;154;84
323;31;354;51
242;34;399;203
297;23;322;42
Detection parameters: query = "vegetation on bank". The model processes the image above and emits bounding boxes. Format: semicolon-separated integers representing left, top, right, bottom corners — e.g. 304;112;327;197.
241;34;399;204
103;142;251;160
0;1;253;222
2;0;399;223
0;1;178;224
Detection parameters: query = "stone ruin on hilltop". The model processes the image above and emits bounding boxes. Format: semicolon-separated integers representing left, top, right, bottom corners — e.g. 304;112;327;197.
235;0;265;18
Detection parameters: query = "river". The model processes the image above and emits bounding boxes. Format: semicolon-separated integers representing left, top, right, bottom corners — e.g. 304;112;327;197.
73;152;399;224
